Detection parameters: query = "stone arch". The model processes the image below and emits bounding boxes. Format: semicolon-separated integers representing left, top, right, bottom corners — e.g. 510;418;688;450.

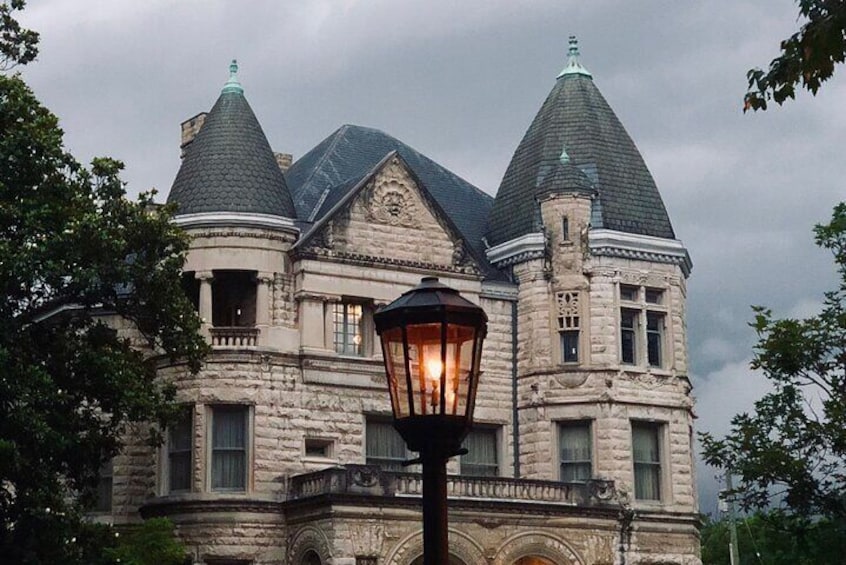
383;528;486;565
287;525;331;565
492;532;586;565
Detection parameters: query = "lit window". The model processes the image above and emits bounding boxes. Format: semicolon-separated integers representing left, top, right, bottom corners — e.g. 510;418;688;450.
94;459;113;512
168;407;193;493
365;419;408;471
632;422;662;501
333;302;364;356
461;428;499;476
559;422;592;482
556;291;580;364
211;406;248;491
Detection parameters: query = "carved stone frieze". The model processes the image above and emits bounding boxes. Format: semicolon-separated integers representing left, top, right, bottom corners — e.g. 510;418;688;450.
366;176;419;228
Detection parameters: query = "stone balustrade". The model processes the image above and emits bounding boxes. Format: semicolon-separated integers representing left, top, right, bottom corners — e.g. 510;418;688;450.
210;326;260;347
288;464;618;508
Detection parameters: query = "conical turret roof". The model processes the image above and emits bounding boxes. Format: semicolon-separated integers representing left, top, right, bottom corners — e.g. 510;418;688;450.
486;38;674;246
167;61;296;218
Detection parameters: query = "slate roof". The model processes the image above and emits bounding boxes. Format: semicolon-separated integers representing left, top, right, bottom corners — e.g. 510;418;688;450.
285;124;497;276
486;70;675;246
167;88;296;218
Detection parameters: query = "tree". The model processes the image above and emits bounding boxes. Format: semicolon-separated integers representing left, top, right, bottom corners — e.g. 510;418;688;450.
744;1;846;111
0;1;38;70
700;203;846;523
0;3;206;563
700;511;846;565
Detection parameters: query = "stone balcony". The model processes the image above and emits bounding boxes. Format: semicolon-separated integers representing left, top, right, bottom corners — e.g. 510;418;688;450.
288;464;620;509
209;326;260;347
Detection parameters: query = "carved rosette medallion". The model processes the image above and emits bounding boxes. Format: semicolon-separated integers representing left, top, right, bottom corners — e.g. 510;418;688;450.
367;178;419;228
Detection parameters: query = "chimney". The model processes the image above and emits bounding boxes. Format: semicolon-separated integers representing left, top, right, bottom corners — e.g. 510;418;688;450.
274;152;293;173
180;112;208;158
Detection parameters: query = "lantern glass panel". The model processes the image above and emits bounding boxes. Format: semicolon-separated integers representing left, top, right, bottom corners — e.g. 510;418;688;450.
380;326;410;419
404;322;478;418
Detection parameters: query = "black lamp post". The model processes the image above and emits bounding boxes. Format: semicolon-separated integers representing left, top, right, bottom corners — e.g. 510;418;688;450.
374;277;487;565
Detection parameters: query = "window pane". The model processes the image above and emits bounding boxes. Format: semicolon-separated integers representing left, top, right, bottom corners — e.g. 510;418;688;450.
647;312;663;367
212;407;247;490
366;420;407;471
334;303;364;355
94;459;113;512
645;288;664;304
632;423;661;500
561;330;579;363
620;285;638;301
621;310;637;364
461;428;498;476
560;422;591;482
168;407;193;492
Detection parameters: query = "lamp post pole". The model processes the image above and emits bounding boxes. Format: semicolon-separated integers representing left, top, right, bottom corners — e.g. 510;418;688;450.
420;448;449;564
374;277;487;565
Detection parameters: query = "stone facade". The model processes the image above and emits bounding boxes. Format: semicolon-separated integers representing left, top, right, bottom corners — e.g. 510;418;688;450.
101;57;700;565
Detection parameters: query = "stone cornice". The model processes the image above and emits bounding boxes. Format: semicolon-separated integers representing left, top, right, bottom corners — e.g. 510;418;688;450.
173;211;300;235
485;233;546;268
292;249;481;278
480;280;519;301
588;229;692;277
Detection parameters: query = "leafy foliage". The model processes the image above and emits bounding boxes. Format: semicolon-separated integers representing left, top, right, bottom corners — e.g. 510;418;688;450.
700;511;846;565
0;32;206;565
0;1;38;70
700;203;846;522
745;1;846;111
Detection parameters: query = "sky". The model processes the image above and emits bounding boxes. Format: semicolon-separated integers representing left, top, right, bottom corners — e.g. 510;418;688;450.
13;0;845;516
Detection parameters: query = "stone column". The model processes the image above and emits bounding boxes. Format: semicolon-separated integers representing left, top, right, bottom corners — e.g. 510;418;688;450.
255;272;273;326
196;271;214;339
255;272;273;347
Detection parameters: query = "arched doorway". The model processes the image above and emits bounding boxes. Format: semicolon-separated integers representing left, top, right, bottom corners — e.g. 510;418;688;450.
302;550;322;565
410;555;465;565
515;558;557;565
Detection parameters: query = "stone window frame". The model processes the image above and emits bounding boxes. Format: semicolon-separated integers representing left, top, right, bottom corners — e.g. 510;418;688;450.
459;425;502;477
555;290;582;365
557;420;594;483
206;404;254;493
617;284;669;369
303;437;336;462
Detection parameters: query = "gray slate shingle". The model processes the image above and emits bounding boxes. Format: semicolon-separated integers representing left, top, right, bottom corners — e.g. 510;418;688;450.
486;73;675;246
167;90;296;218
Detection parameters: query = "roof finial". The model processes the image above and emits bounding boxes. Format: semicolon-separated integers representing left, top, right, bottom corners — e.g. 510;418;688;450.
557;35;592;79
222;59;244;94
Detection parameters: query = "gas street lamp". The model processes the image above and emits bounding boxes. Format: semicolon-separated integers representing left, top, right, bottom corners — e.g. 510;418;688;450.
374;277;487;565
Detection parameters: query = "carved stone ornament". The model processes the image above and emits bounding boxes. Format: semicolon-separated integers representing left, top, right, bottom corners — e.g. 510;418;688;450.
366;177;419;228
627;370;670;390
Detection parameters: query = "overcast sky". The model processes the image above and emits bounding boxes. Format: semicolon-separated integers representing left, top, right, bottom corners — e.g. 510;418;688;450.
14;0;845;515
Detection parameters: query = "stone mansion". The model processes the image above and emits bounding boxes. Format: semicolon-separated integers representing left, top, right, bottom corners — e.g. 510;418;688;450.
102;40;700;565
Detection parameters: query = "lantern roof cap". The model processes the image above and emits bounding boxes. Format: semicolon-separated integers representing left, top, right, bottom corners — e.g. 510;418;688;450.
374;277;487;331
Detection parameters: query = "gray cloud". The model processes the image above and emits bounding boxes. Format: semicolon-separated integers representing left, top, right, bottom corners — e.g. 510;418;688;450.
14;0;846;510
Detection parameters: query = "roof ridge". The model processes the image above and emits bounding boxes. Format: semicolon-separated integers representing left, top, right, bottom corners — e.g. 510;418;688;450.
300;125;351;220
